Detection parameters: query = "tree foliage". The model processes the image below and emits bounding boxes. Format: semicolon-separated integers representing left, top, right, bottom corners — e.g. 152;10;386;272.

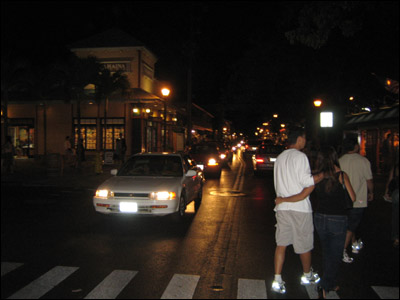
281;1;370;49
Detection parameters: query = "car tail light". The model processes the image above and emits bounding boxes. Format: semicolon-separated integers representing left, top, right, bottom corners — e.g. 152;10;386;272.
256;158;264;164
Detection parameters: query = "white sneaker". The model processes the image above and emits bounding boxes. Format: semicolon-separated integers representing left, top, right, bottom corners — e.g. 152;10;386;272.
352;239;364;254
383;195;392;202
271;280;286;294
343;249;354;263
300;268;321;285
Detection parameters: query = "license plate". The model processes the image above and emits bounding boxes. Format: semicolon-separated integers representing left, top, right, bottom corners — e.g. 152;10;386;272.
120;202;138;212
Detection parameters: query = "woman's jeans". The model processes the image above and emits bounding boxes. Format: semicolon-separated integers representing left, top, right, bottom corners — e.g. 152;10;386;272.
392;189;399;240
314;213;348;291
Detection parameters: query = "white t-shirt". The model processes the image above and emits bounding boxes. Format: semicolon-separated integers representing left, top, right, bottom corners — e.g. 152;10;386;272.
339;153;373;208
274;148;315;212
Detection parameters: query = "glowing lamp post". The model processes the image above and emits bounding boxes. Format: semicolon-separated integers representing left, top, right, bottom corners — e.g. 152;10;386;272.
161;88;170;151
313;99;322;107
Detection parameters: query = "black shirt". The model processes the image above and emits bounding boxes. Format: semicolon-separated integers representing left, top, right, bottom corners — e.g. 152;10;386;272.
315;172;348;216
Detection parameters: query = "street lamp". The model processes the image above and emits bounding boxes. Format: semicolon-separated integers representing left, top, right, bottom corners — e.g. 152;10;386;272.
161;88;170;151
313;99;322;107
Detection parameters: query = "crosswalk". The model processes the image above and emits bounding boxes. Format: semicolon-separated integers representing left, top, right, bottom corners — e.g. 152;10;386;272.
2;262;399;299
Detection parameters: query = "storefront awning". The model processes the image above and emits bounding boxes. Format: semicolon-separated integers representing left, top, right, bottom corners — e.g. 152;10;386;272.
345;104;399;127
113;88;164;103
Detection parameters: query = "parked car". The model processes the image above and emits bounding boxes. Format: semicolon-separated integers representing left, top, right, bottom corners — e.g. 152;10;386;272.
189;142;222;178
205;141;233;166
218;142;233;165
252;143;286;175
244;139;263;157
93;153;203;220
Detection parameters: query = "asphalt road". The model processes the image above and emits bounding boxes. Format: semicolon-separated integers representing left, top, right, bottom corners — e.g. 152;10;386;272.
1;153;399;299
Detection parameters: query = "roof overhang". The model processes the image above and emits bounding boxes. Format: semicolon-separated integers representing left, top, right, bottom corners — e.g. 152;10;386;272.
344;104;399;128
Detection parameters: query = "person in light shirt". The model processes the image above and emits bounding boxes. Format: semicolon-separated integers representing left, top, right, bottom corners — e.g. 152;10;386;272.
271;127;323;294
339;137;373;263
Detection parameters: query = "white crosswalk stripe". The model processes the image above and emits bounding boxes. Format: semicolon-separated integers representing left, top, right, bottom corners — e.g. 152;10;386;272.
372;286;400;299
2;262;399;299
7;266;79;299
161;274;200;299
237;278;267;299
84;270;138;299
1;262;24;277
304;284;340;299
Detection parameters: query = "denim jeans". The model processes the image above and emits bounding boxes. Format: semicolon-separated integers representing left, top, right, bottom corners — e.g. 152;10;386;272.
392;189;399;240
314;213;348;291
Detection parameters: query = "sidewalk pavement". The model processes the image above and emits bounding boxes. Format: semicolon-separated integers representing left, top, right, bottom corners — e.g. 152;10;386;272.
1;157;118;190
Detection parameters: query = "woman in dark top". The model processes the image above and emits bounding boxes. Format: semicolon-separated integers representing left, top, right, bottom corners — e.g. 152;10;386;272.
276;146;356;298
313;146;356;298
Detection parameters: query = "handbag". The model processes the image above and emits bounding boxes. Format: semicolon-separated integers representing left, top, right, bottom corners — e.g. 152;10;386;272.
341;171;354;209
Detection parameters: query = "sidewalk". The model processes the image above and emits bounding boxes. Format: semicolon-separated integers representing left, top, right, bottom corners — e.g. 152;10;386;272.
1;157;117;190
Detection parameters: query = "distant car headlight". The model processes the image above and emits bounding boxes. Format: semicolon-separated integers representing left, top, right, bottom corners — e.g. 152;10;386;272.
208;158;219;166
220;153;226;159
150;191;177;200
95;189;113;199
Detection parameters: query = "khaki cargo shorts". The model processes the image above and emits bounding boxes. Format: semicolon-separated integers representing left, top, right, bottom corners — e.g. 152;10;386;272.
275;210;314;254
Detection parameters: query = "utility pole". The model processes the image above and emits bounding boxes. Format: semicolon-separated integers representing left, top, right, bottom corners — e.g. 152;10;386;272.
186;3;195;146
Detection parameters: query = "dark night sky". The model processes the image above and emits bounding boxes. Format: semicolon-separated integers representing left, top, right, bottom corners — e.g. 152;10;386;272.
2;1;399;134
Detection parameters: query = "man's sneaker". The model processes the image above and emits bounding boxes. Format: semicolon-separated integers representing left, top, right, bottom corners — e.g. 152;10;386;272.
352;239;364;254
271;280;286;294
343;249;354;263
300;268;321;285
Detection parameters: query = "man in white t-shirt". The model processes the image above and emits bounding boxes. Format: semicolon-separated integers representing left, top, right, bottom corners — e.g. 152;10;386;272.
339;137;373;263
271;128;322;294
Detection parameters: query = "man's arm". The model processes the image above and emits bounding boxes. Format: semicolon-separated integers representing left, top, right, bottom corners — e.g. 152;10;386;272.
367;178;374;201
275;186;315;205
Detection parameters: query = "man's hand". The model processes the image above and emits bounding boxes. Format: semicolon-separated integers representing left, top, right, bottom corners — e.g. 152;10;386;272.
368;192;374;202
313;172;324;184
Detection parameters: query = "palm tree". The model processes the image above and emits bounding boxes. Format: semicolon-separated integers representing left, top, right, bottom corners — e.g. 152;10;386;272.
94;67;130;152
55;54;101;168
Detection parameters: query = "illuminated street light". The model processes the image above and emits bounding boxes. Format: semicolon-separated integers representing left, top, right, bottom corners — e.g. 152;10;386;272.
273;114;278;118
161;88;171;151
314;99;322;107
161;88;170;97
349;96;354;101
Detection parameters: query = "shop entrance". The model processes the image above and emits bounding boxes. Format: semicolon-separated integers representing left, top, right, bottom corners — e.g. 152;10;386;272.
8;125;35;158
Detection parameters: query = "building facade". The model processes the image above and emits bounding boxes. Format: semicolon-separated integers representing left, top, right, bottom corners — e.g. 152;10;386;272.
2;28;215;159
344;103;399;174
